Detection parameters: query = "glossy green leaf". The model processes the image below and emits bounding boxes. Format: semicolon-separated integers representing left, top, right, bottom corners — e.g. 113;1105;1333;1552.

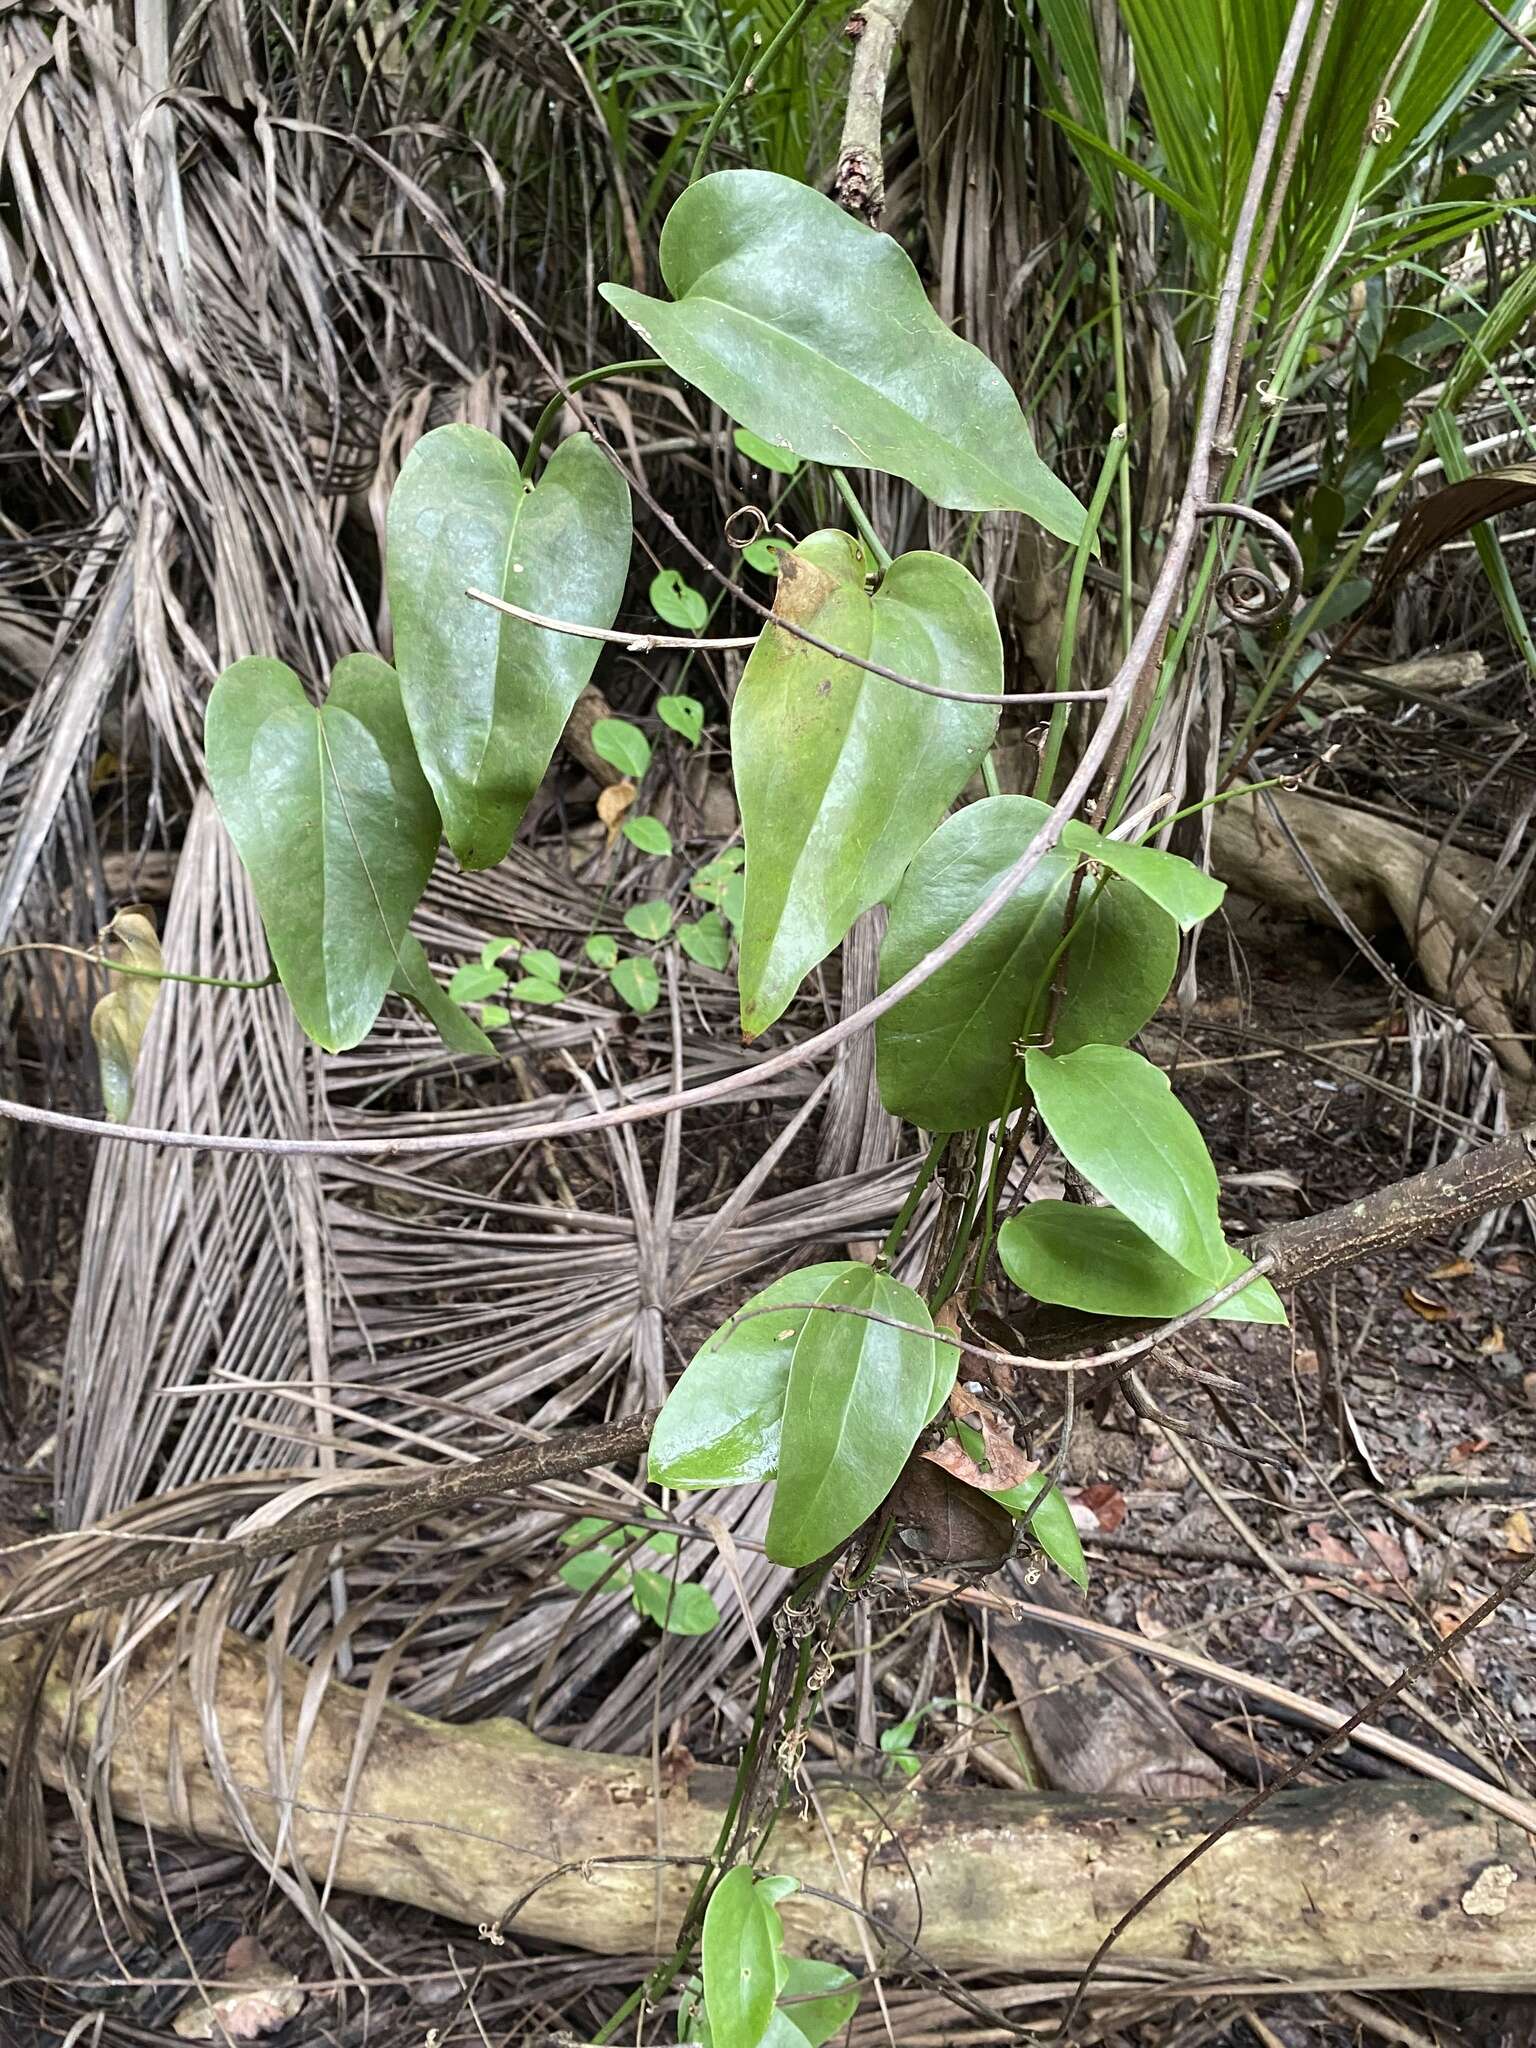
679;912;731;970
611;955;660;1013
508;977;562;1005
658;693;704;745
651;568;708;632
624;898;674;941
649;1264;854;1489
90;912;162;1123
735;531;1002;1037
478;1003;510;1030
391;936;496;1055
623;815;674;856
987;1473;1088;1590
585;933;619;969
388;426;630;869
1025;1045;1227;1282
721;873;745;930
703;1867;778;2048
561;1519;623;1551
479;934;517;969
733;425;801;476
603;171;1084;536
591;717;652;780
448;962;507;1003
766;1267;944;1567
206;654;439;1052
520;949;563;984
998;1201;1287;1324
775;1960;857;2046
1063;822;1224;931
876;797;1177;1132
630;1569;720;1635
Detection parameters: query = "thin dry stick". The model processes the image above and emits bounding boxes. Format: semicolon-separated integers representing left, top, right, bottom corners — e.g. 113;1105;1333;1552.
1470;0;1536;63
1051;1546;1536;2042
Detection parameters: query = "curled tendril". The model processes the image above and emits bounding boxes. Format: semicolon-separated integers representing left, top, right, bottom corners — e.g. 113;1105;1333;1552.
1196;499;1303;626
724;503;769;550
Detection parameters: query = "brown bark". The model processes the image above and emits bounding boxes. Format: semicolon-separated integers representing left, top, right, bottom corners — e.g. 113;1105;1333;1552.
2;1620;1533;1989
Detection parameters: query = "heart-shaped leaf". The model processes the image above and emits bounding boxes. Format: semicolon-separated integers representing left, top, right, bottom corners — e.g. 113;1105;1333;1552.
448;962;507;1003
651;568;708;631
767;1266;948;1567
591;717;652;780
1026;1044;1227;1282
658;693;704;745
734;531;1001;1036
679;912;731;970
206;654;439;1052
998;1201;1286;1324
876;797;1177;1132
774;1960;859;2046
611;955;660;1013
624;899;674;941
602;171;1084;536
585;933;619;969
630;1570;720;1635
388;426;631;869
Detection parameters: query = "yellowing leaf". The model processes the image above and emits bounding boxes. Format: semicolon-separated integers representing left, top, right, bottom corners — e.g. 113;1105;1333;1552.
90;911;162;1123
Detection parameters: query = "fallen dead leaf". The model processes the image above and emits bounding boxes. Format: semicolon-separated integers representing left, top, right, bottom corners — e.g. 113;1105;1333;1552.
1523;1371;1536;1408
944;1384;1037;1489
173;1938;304;2040
1448;1437;1494;1465
1402;1286;1451;1322
1479;1325;1506;1357
1363;1527;1411;1585
1428;1257;1476;1282
1432;1604;1479;1682
1501;1509;1533;1556
1073;1482;1127;1533
1292;1345;1320;1375
596;779;636;842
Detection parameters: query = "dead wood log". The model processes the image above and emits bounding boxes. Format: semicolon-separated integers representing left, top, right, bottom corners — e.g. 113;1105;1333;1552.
1209;789;1533;1097
2;1622;1534;1990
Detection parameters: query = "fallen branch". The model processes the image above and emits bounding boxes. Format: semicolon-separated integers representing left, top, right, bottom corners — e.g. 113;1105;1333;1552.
1;1619;1533;1991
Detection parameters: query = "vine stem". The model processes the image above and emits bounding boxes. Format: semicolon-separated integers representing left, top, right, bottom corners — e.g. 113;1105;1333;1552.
464;587;1107;707
687;0;820;187
0;942;278;994
518;358;663;483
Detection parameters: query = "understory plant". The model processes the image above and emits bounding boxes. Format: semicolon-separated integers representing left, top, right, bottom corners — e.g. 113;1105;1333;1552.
198;162;1285;2043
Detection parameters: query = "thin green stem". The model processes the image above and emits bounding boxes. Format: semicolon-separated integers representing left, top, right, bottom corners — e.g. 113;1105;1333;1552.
1105;240;1136;661
687;0;819;186
829;469;892;573
1;942;278;993
1134;773;1294;842
519;358;663;483
879;1132;945;1264
1034;429;1127;803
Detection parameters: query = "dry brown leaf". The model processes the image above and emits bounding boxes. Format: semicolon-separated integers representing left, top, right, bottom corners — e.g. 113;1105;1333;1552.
944;1385;1037;1489
1428;1257;1476;1282
1480;1325;1507;1357
1402;1286;1451;1322
1448;1437;1494;1465
1501;1509;1533;1557
1523;1372;1536;1408
1074;1482;1127;1533
597;778;636;842
173;1938;303;2040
